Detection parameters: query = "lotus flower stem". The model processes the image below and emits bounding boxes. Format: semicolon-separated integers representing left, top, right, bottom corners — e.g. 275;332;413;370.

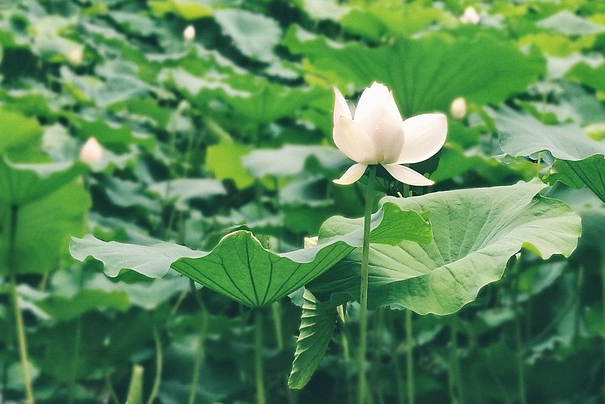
255;309;267;404
405;309;415;404
357;165;377;404
7;205;35;404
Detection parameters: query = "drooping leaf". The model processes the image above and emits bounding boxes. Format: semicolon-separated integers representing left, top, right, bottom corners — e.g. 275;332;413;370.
551;156;605;203
0;158;87;206
70;235;206;278
70;203;431;307
309;181;581;315
288;289;336;389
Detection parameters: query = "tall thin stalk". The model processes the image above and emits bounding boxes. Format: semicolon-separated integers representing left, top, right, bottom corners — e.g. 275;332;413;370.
405;309;415;404
7;205;35;404
188;281;208;404
254;309;267;404
357;166;377;404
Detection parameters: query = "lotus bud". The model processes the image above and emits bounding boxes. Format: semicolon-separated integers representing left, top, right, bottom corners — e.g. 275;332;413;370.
68;47;84;66
450;97;467;119
183;25;196;42
460;6;480;24
304;236;318;249
79;137;103;164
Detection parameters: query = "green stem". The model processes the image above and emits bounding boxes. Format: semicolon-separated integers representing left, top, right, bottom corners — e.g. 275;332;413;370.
511;258;527;404
405;309;415;404
255;309;267;404
449;316;465;404
146;326;163;404
601;255;605;404
357;165;377;404
7;205;35;404
337;305;354;404
188;281;208;404
271;301;284;350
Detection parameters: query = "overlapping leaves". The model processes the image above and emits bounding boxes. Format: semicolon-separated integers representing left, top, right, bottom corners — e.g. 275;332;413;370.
71;203;432;308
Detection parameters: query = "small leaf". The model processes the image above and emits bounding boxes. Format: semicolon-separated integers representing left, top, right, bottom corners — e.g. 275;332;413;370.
288;289;336;389
551;156;605;203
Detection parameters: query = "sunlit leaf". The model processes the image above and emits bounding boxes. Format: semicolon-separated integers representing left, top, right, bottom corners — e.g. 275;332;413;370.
309;181;581;315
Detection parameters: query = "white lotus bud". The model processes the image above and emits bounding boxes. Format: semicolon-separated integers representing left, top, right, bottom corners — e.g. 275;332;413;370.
183;25;196;42
450;97;467;119
79;137;103;164
304;236;318;249
68;47;84;65
460;6;480;24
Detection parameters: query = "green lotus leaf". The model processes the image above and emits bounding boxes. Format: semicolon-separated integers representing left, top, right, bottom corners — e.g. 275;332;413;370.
70;203;431;307
0;157;87;206
284;28;544;116
288;289;336;389
309;181;581;315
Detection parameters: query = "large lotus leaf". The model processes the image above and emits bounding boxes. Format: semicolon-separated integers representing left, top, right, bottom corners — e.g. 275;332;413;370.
70;203;431;307
495;106;605;161
288;289;336;389
283;28;544;115
309;181;580;315
494;106;605;203
0;158;87;206
70;235;206;278
213;9;281;63
0;182;90;275
242;145;346;178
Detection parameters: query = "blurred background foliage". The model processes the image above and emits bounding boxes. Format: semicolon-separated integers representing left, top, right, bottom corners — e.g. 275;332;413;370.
1;0;605;403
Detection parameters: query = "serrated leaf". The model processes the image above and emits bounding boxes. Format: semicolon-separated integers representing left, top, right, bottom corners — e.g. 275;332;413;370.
288;289;336;389
309;181;581;315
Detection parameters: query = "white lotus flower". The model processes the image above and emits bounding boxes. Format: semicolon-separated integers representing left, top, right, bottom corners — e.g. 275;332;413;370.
183;25;196;42
450;97;467;119
79;137;103;164
332;82;447;186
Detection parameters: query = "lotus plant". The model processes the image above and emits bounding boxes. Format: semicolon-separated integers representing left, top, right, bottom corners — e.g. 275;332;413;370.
332;82;446;404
